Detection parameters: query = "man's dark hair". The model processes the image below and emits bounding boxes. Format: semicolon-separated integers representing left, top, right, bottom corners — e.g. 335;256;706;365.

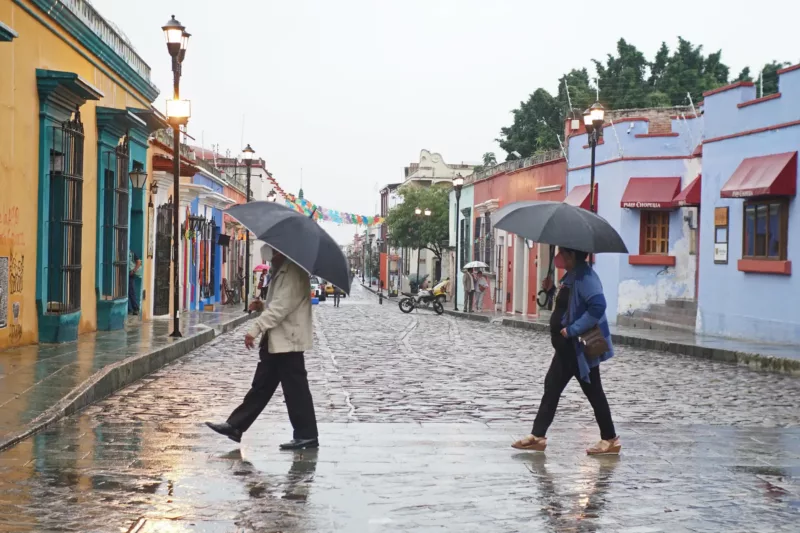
563;248;589;263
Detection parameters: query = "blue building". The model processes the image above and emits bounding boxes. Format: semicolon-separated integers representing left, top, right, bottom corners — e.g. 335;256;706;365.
188;164;233;311
697;64;800;343
566;108;703;329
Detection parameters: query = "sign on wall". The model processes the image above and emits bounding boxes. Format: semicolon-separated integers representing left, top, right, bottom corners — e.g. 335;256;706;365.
714;207;729;264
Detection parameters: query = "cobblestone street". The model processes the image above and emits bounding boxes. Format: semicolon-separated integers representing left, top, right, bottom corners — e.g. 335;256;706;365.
1;286;800;532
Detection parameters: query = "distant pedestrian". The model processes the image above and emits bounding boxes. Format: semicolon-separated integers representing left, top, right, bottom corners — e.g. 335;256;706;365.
207;248;318;450
333;285;342;307
474;270;489;312
258;270;268;300
128;250;142;315
462;267;475;312
512;247;620;456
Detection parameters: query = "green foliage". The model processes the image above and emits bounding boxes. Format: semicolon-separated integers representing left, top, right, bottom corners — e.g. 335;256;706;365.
385;186;450;259
736;67;753;82
594;39;651;109
760;61;791;95
557;68;595;116
496;88;562;158
482;152;497;167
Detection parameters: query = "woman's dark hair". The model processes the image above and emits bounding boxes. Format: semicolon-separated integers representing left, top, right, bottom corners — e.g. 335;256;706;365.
562;248;589;263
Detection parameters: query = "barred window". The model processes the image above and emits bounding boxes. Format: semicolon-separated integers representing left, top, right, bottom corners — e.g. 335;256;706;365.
47;109;84;314
102;136;130;300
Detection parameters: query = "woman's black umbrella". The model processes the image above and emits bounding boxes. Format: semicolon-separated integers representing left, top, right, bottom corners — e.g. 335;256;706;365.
226;201;352;294
493;200;628;254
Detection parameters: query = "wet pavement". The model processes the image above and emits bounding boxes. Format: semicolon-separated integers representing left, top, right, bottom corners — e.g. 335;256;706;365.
0;307;246;447
1;286;799;532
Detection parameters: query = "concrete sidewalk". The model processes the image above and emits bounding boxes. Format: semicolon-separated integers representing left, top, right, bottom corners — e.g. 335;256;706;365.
445;308;800;374
0;307;253;451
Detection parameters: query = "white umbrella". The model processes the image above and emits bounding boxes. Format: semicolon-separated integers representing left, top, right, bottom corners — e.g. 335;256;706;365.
463;261;488;270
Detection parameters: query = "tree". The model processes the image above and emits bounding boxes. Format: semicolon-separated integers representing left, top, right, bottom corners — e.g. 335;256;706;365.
385;186;450;262
482;152;497;167
659;37;729;105
593;39;650;109
736;66;753;82
760;61;790;95
557;68;595;117
496;88;561;158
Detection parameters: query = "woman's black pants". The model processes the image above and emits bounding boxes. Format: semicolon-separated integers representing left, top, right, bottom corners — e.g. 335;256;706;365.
532;346;616;441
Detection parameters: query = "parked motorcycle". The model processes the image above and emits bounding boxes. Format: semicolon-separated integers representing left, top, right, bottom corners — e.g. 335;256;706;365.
432;278;449;306
399;289;444;315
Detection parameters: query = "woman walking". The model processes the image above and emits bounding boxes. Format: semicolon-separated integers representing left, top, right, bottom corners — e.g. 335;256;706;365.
512;247;620;455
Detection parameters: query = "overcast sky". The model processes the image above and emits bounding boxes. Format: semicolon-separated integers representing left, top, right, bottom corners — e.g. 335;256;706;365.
93;0;799;244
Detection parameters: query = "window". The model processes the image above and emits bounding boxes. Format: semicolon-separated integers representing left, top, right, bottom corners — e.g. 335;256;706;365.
459;218;470;267
640;211;670;255
101;136;130;300
743;199;788;260
47;109;85;314
473;213;494;269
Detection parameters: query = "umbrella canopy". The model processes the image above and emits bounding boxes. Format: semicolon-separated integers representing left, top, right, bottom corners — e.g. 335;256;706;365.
253;264;270;272
493;201;628;254
463;261;489;270
226;201;352;294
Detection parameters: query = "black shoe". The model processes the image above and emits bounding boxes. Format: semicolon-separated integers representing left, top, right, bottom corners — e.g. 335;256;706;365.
279;438;319;450
206;421;242;443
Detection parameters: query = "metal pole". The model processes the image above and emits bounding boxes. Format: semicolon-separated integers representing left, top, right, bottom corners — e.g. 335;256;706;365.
454;191;461;311
243;160;251;312
589;130;597;267
170;123;182;337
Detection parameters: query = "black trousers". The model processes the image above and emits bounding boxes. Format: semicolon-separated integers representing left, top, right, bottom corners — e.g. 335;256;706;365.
227;348;318;440
532;345;616;441
333;293;341;306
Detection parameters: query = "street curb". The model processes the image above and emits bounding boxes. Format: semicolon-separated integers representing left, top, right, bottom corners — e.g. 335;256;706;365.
0;312;255;452
445;310;800;376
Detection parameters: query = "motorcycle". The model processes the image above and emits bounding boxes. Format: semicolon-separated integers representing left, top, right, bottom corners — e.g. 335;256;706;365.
432;278;449;306
399;289;444;315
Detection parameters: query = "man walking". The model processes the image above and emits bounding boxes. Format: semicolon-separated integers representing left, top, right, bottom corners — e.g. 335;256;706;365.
128;250;142;315
206;248;319;450
463;267;475;313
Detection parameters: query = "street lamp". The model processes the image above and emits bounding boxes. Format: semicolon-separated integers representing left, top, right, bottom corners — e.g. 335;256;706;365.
129;162;148;190
414;207;431;292
452;173;464;311
584;101;604;266
241;144;255;312
583;102;604;214
162;14;190;338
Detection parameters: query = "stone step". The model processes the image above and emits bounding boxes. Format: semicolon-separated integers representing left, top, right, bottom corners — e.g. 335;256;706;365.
664;298;698;311
638;309;697;327
616;315;697;333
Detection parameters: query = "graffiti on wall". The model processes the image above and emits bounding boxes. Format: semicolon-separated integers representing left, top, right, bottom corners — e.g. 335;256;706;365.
0;257;7;328
0;205;25;248
9;254;23;294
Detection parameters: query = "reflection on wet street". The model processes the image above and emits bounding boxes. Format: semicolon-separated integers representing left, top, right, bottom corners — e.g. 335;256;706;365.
0;287;799;532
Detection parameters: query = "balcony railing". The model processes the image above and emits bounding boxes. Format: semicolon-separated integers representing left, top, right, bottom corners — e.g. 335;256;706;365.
468;150;563;184
59;0;156;89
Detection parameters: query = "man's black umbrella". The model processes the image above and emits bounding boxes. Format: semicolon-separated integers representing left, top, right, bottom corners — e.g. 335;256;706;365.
226;201;352;294
493;200;628;254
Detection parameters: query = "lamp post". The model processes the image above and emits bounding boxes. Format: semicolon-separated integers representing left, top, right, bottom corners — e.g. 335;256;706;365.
583;102;605;266
241;144;255;312
162;14;191;338
452;173;464;311
361;230;367;284
414;207;431;292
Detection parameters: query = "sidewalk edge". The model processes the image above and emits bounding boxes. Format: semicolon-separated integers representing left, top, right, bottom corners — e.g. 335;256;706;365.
0;312;254;452
444;310;800;376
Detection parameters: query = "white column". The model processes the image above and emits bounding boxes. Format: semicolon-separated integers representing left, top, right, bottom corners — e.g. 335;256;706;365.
511;233;518;314
522;238;530;316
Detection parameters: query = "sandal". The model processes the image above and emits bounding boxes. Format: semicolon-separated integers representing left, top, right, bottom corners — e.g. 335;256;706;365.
586;437;621;456
511;435;547;451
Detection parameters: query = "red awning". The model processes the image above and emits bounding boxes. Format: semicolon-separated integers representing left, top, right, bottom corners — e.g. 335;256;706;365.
563;184;595;210
620;177;682;209
720;152;797;198
674;175;702;206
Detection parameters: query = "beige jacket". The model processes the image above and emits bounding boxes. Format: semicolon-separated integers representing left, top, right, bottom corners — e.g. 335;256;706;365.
247;260;313;353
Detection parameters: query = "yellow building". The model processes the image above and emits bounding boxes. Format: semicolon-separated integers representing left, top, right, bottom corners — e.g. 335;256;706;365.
0;0;163;350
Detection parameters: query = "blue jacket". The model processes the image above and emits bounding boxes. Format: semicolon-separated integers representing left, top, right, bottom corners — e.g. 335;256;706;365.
560;263;614;383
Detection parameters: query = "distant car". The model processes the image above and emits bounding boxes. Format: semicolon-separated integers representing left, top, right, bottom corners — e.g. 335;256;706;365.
325;283;346;297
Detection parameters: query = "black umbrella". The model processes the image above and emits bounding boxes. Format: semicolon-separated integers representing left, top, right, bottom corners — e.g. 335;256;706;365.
493;200;628;254
226;201;352;294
